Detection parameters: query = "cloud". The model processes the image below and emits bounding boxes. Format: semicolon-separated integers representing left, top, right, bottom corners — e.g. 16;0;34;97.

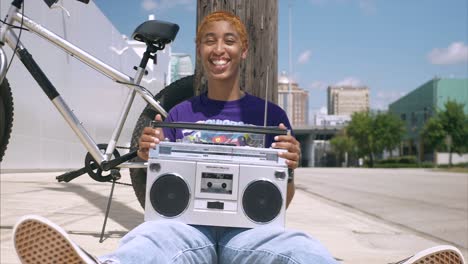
371;90;406;110
358;0;377;14
428;41;468;65
141;0;195;12
334;77;364;87
297;50;312;64
308;81;328;91
142;0;157;11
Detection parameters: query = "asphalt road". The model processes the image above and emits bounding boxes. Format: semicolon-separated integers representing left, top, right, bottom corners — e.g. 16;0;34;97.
294;168;468;251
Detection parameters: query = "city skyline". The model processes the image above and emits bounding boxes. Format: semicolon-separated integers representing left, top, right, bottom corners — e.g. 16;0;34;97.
94;0;468;123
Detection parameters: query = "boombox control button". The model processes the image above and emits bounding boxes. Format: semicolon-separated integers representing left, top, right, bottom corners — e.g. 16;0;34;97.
207;201;224;210
222;183;227;189
274;170;286;180
207;182;212;188
149;163;161;172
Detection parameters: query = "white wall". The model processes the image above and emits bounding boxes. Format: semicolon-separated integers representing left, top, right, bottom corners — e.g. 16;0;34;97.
436;153;468;165
0;1;170;170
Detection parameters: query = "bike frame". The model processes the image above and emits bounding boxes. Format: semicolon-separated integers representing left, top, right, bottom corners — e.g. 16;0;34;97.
0;1;167;169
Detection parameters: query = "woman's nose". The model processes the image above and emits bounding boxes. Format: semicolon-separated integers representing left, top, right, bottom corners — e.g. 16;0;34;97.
214;41;225;53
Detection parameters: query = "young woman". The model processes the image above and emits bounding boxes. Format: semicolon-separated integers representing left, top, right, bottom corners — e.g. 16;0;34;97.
12;11;465;264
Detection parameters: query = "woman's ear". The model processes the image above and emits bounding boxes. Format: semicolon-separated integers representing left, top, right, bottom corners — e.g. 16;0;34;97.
241;47;248;59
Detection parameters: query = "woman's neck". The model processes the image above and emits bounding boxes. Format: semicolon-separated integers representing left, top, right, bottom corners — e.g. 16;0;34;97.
207;78;244;101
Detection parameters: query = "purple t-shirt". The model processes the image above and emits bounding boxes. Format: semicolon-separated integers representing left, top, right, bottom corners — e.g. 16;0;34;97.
163;92;293;148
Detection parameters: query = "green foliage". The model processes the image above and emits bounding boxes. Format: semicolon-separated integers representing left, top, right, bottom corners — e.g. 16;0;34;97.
346;111;405;167
330;132;355;164
421;117;446;150
373;113;406;155
377;156;418;164
347;112;374;164
421;100;468;156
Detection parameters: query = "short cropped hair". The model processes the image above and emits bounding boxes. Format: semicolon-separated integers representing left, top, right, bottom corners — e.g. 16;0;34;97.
196;11;248;50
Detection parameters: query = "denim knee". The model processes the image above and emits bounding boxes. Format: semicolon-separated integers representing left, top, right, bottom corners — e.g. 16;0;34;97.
102;221;217;264
218;226;337;264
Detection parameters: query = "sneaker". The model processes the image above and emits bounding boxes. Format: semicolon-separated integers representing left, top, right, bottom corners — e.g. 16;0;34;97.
394;245;465;264
13;215;102;264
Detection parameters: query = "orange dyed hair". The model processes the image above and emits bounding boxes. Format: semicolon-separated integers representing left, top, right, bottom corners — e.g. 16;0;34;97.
196;11;248;50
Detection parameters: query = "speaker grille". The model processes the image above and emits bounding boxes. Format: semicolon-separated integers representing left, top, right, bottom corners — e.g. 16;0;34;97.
150;174;190;217
242;180;282;223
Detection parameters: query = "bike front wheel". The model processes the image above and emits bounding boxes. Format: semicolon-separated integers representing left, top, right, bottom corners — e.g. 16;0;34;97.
0;78;14;162
130;75;194;208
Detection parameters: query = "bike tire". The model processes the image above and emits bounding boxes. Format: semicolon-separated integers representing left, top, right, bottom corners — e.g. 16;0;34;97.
0;78;14;163
130;75;194;208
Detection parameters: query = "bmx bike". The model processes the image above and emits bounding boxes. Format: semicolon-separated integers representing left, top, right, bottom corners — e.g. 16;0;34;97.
0;0;195;208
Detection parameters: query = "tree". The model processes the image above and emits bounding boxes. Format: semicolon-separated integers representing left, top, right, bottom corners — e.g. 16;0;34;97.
346;112;376;167
330;130;355;167
373;113;405;157
346;111;405;167
421;100;468;166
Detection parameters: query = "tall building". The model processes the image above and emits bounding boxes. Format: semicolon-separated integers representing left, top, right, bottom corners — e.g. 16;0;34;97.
389;77;468;160
327;86;369;115
170;53;194;83
278;72;309;127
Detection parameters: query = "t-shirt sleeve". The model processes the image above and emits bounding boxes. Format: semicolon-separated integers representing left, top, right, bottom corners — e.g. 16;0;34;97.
278;110;294;136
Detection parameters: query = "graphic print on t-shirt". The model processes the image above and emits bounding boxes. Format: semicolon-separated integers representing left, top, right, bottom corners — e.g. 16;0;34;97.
180;119;265;147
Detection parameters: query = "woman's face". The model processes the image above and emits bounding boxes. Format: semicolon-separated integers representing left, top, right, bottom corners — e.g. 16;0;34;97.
197;20;248;82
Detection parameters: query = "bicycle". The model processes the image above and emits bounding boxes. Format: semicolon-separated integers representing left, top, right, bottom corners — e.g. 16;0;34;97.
0;0;196;207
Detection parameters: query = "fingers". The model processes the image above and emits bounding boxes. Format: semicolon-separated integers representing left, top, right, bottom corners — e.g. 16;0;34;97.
137;114;165;161
272;124;301;169
155;114;163;122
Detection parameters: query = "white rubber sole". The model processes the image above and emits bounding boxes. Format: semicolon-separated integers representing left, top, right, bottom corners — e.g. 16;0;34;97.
13;215;99;264
400;245;465;264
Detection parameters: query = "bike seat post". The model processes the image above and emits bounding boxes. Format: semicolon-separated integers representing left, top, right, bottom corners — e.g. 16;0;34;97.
133;43;157;85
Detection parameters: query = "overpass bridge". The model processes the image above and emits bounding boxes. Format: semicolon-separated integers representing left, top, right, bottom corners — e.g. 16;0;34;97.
293;125;345;167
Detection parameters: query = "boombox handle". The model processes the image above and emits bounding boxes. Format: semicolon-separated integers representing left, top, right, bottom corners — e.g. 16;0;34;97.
150;121;289;136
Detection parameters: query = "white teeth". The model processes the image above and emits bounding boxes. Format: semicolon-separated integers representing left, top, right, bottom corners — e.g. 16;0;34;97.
212;60;228;66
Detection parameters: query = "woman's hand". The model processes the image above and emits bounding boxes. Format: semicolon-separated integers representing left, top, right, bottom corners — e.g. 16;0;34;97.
271;123;301;170
137;114;165;161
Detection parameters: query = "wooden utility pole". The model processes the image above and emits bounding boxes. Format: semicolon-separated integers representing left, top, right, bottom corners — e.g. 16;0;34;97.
195;0;278;103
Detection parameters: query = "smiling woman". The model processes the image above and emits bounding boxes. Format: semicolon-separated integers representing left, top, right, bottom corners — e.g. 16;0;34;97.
194;1;278;102
197;18;248;100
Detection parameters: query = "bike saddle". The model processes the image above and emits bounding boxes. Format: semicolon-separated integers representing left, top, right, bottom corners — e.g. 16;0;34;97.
132;20;180;46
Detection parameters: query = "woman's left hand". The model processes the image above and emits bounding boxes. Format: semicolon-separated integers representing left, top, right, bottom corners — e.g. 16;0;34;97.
271;123;301;170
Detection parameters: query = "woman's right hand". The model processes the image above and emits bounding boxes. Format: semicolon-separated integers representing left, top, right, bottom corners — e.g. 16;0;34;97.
137;114;165;161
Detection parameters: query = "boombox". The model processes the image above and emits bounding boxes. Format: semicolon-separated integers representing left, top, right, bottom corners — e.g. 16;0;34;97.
144;122;290;228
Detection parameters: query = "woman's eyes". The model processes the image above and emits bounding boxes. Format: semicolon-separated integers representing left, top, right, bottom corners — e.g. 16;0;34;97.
203;39;237;45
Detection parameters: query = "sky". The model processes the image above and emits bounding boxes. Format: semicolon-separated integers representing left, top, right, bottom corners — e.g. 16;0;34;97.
93;0;468;119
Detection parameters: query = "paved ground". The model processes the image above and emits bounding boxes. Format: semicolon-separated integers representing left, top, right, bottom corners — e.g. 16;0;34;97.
1;169;466;263
295;168;468;250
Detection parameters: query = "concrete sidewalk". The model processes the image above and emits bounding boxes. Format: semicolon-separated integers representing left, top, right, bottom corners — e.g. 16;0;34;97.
0;171;456;263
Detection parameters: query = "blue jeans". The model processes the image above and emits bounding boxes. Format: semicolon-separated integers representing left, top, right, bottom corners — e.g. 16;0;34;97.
99;220;338;264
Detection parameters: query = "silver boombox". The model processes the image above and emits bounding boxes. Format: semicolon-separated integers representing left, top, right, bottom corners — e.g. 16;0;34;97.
144;122;290;228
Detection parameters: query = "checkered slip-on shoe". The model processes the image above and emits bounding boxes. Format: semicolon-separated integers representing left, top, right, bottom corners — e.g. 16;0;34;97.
393;245;465;264
13;215;102;264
